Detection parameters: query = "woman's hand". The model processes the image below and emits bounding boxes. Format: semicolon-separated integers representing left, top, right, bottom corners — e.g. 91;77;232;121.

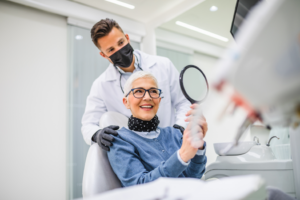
185;104;208;138
179;121;205;163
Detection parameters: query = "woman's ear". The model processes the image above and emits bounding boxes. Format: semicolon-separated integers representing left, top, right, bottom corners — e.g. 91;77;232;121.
158;97;162;104
123;97;130;109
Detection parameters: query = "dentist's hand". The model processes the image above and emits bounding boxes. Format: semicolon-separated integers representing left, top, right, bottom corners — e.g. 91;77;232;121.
185;104;208;138
179;122;205;163
92;125;119;151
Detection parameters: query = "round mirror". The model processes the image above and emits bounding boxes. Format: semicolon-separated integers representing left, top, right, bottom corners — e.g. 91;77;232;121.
179;65;209;104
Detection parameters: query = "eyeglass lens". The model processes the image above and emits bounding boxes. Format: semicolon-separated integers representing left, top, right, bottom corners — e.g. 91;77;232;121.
133;89;160;98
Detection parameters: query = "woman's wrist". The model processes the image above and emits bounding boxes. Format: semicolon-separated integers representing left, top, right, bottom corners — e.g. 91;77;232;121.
179;148;190;163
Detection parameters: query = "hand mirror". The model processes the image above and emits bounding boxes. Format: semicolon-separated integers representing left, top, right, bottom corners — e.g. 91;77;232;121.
179;65;209;104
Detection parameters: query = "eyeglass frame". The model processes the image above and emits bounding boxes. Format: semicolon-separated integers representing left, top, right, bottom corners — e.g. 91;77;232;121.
125;88;162;99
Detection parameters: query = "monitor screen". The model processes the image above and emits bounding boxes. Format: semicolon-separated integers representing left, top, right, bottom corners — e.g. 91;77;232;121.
230;0;262;38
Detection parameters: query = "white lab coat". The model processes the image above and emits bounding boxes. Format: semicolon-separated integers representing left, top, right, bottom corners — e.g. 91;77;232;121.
81;50;190;145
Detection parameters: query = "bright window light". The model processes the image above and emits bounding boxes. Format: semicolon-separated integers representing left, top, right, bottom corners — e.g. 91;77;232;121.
105;0;135;9
210;6;218;12
176;21;228;42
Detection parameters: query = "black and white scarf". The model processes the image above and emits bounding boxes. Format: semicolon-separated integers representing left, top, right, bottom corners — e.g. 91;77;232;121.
128;115;160;132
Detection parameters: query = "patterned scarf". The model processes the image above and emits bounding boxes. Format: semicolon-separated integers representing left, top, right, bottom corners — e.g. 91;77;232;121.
128;115;160;132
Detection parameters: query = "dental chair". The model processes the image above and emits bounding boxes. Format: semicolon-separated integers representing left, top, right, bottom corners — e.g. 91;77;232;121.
82;112;128;198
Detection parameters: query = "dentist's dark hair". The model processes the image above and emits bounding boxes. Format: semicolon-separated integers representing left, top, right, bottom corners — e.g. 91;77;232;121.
91;18;124;49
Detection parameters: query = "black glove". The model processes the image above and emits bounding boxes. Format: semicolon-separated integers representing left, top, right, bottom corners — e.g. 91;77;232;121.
173;124;185;134
92;125;119;151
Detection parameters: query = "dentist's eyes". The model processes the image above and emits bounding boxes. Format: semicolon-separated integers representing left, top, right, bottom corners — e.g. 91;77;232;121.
118;40;124;46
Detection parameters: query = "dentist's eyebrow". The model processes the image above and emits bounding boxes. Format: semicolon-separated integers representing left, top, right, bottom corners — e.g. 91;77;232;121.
105;38;125;53
118;38;125;45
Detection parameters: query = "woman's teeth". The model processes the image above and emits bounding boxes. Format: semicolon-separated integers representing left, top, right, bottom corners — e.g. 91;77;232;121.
140;106;153;108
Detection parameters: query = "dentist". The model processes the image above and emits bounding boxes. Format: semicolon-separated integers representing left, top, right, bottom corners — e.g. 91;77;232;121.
81;18;192;151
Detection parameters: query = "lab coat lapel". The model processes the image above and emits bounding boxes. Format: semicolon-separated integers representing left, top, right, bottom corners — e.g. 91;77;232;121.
103;63;121;89
105;64;119;82
136;50;157;70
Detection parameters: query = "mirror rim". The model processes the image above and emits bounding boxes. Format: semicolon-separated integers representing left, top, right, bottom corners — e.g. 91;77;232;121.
179;65;209;104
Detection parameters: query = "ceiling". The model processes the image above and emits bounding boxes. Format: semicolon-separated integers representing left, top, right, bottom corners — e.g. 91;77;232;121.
72;0;237;47
73;0;186;23
160;0;237;47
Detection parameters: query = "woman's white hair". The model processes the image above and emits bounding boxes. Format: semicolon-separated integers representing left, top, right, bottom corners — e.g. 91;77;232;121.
124;71;158;97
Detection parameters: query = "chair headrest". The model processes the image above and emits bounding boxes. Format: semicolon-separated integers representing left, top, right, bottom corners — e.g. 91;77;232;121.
99;111;129;129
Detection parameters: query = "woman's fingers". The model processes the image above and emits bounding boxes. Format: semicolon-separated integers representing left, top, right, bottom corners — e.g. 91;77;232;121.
185;107;197;117
200;121;208;137
185;114;206;121
185;116;192;122
185;118;206;128
198;128;204;139
190;103;197;109
185;104;198;116
186;109;206;121
185;118;208;137
185;109;193;117
186;133;203;150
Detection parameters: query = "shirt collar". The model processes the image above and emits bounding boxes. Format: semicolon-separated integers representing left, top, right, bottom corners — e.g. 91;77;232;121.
125;126;160;139
134;128;160;135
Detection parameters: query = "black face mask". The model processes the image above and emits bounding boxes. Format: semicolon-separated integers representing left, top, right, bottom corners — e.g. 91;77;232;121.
109;43;134;68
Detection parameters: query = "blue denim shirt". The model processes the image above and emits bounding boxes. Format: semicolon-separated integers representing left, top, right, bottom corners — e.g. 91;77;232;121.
107;126;207;187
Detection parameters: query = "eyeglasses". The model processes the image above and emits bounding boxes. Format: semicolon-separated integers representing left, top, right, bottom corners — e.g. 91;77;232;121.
126;88;162;99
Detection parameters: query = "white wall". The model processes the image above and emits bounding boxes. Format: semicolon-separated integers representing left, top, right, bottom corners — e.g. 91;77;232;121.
0;1;67;200
192;52;218;80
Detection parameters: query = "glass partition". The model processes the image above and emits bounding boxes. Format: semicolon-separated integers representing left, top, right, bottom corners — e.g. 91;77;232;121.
157;47;192;72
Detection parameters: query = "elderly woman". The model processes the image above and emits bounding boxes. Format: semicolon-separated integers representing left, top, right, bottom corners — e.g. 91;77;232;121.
107;71;207;187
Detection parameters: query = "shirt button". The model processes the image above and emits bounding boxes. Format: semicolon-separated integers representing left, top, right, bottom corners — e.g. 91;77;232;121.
162;150;165;152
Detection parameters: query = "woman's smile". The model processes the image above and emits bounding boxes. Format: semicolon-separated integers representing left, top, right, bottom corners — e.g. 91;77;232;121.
140;104;154;111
